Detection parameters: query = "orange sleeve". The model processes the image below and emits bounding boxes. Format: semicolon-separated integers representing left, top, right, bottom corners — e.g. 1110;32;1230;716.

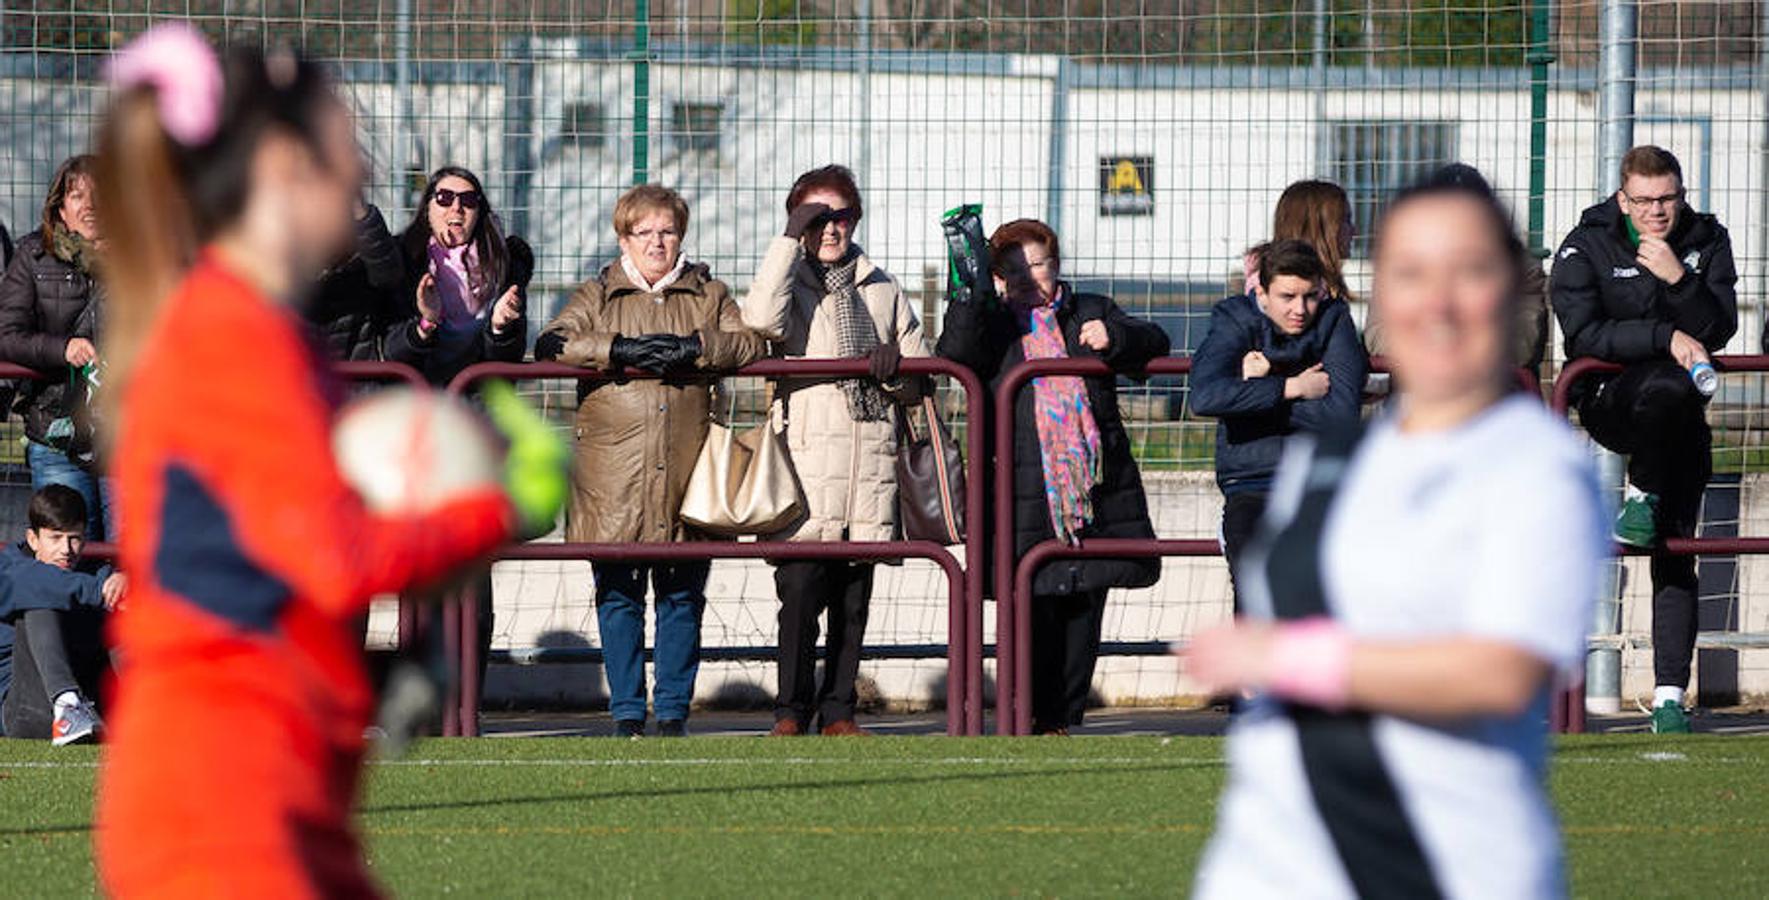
157;301;513;620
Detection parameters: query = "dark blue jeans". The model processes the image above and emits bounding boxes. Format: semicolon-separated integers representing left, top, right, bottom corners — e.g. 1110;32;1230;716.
27;442;112;541
593;561;710;723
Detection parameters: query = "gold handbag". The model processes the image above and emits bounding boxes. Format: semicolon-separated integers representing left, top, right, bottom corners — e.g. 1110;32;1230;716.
679;401;805;536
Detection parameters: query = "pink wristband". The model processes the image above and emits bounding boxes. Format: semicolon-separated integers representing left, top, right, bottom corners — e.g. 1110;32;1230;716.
1267;617;1353;710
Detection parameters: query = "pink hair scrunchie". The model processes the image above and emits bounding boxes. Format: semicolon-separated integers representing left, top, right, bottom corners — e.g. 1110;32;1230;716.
105;22;223;147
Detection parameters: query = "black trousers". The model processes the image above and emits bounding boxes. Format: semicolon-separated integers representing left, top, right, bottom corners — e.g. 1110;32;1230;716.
2;608;108;739
1030;588;1108;731
1221;490;1269;615
774;560;875;726
1580;359;1710;688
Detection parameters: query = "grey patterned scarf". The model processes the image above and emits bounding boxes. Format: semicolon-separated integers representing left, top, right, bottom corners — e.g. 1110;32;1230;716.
822;254;892;422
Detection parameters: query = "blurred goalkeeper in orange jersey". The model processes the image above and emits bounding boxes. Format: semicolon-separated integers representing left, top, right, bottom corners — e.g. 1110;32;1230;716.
91;25;566;898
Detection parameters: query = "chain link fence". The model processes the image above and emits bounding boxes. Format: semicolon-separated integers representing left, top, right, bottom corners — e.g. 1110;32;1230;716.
3;2;1766;708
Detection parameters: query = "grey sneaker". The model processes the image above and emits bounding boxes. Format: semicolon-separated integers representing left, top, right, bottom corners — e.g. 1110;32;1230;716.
374;660;441;759
52;699;101;747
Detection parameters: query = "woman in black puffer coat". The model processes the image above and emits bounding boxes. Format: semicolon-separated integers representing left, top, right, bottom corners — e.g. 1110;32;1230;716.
379;166;532;703
0;155;110;538
305;201;408;361
937;217;1170;734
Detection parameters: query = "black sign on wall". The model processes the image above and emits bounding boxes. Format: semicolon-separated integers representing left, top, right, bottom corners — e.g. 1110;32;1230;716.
1099;156;1154;216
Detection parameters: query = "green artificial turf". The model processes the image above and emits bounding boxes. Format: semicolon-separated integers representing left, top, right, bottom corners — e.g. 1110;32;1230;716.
1;735;1765;898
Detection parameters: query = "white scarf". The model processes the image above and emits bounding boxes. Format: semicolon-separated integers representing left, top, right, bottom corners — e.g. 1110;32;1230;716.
621;253;687;297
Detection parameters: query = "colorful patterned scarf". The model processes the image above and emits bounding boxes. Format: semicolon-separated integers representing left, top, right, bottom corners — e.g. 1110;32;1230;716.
1016;288;1101;544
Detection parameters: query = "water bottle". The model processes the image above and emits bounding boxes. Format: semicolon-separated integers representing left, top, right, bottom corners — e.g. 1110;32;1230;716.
1689;361;1718;398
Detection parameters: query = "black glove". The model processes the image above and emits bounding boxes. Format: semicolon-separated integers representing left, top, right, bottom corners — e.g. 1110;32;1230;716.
507;236;536;291
638;333;702;372
608;335;645;369
941;204;994;307
868;343;902;383
784;203;832;239
533;331;566;362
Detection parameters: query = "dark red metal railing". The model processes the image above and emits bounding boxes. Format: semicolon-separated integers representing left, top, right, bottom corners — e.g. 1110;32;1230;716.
446;357;989;737
992;356;1196;735
53;346;1769;738
0;360;424;567
1549;354;1769;733
992;356;1542;735
325;361;433;649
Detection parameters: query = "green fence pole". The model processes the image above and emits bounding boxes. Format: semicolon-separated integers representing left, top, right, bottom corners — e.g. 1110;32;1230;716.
1526;0;1554;257
631;0;651;186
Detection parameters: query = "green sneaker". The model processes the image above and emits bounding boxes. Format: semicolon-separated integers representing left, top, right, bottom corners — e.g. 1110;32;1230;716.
1650;700;1691;734
1614;493;1658;547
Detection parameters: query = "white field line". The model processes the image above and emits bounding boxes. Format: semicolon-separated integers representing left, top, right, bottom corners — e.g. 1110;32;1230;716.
3;752;1764;772
376;756;1222;768
0;756;1211;771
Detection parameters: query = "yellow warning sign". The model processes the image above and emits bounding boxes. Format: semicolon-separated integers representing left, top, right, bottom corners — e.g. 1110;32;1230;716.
1108;160;1145;194
1100;156;1153;216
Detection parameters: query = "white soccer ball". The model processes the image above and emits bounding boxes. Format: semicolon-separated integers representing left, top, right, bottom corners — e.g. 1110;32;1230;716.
332;387;503;514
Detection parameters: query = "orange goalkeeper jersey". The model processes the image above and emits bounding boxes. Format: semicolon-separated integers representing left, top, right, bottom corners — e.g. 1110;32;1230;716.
98;253;512;898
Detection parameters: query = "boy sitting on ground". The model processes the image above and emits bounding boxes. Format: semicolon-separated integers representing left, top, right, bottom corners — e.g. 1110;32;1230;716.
0;484;123;744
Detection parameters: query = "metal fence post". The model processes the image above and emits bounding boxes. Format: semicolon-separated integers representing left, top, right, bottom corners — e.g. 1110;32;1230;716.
502;36;536;241
392;0;414;201
1526;0;1554;256
630;0;652;186
1043;58;1070;238
1586;0;1639;717
1759;2;1769;338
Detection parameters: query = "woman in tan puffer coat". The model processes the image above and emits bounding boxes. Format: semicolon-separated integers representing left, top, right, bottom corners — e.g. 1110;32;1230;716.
741;165;930;737
536;184;765;738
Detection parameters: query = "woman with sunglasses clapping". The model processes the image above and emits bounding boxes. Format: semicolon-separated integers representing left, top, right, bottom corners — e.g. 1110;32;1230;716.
383;167;537;711
386;166;534;385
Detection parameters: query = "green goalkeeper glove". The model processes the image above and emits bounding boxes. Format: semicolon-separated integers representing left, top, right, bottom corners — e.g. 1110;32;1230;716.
480;380;569;540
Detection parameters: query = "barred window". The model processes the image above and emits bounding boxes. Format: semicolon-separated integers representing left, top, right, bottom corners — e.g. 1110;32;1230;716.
562;101;607;150
671;102;724;157
1324;121;1459;257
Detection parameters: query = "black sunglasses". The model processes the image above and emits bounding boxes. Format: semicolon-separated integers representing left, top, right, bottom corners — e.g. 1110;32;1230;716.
433;188;483;210
817;207;860;226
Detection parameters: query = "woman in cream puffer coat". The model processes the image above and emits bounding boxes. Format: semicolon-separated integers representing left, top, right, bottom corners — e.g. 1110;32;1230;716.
741;165;929;737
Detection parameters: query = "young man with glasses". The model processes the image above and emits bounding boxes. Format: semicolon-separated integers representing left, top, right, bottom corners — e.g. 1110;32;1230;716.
1550;145;1738;733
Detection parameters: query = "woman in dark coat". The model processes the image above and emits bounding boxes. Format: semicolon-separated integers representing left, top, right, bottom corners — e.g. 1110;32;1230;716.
384;166;532;386
0;155;111;538
304;200;407;361
936;217;1169;734
381;166;533;699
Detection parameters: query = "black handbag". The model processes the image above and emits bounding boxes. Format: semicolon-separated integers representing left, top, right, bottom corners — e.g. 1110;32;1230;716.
896;394;967;545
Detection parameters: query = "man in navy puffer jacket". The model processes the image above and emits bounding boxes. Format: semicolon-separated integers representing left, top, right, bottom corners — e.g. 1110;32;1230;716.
1191;239;1367;609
